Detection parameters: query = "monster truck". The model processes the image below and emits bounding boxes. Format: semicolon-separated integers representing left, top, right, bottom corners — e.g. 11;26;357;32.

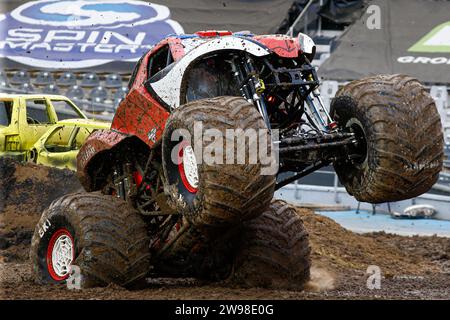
31;31;443;289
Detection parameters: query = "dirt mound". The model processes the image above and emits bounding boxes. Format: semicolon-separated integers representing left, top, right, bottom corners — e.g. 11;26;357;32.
365;232;450;274
297;208;442;276
0;158;82;214
0;158;82;262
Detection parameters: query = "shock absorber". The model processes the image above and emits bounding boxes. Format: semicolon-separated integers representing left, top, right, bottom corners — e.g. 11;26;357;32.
303;74;337;132
244;55;272;130
231;55;272;130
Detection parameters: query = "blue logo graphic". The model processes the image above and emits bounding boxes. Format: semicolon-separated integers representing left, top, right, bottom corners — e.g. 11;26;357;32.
0;0;184;69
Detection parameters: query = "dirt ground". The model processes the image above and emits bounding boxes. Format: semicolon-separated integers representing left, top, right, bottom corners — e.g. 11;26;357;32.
0;159;449;300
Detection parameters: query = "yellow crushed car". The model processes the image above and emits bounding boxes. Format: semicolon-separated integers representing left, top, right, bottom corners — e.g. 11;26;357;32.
0;94;88;161
29;119;110;171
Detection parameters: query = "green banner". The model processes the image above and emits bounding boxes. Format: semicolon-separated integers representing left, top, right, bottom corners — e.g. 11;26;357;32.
409;21;450;53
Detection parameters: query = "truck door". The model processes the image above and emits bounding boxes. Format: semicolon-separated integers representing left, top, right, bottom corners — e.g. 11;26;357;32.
112;44;172;147
22;98;56;150
37;124;78;169
38;125;94;170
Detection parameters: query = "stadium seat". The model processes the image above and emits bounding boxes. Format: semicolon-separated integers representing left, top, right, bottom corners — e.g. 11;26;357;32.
81;72;100;87
0;71;9;88
105;73;123;88
430;86;448;116
10;70;31;85
20;82;35;93
113;86;128;106
90;86;108;103
83;86;108;113
102;105;117;114
57;72;77;87
42;83;60;95
66;85;85;100
34;71;54;86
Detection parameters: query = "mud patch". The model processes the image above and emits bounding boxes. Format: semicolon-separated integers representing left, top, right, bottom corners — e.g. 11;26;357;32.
0;158;82;216
0;158;82;262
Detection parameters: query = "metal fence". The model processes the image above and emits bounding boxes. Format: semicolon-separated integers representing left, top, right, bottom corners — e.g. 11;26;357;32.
277;168;450;220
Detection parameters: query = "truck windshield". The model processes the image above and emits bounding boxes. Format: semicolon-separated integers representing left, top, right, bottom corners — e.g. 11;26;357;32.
0;100;13;126
51;100;85;120
185;57;239;103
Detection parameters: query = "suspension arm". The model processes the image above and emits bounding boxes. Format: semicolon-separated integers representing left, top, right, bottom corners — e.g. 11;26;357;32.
279;137;357;154
275;160;329;190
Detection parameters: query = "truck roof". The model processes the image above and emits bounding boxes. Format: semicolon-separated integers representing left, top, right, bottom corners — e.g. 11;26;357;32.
0;93;71;100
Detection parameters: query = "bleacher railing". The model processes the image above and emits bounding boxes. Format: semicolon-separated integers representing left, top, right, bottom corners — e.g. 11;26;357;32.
286;0;322;38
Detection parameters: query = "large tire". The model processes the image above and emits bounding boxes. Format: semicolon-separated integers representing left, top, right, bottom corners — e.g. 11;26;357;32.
30;193;151;288
229;200;311;290
162;96;276;228
330;74;444;203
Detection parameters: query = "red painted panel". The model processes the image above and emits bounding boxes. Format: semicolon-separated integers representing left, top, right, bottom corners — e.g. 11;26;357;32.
253;35;301;58
111;86;170;148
